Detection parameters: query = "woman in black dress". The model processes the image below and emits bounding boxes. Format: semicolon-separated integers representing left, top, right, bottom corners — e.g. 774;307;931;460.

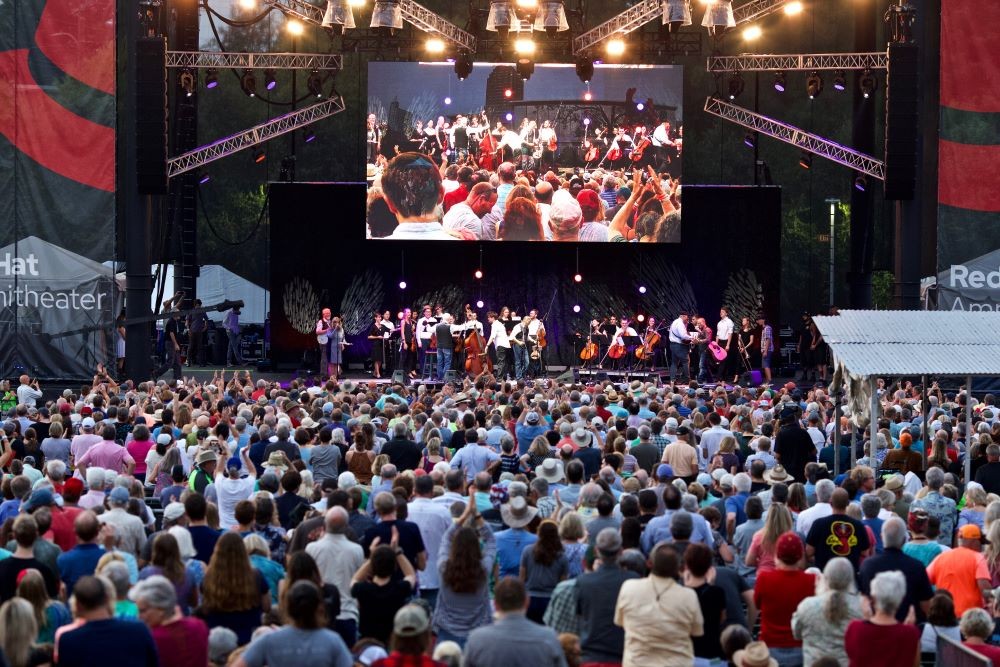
734;317;755;383
368;312;387;379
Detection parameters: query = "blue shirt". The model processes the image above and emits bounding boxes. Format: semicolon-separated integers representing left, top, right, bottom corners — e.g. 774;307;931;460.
57;618;158;667
515;424;548;456
640;510;714;555
187;525;221;563
495;528;537;579
57;543;106;592
725;492;750;528
0;499;20;525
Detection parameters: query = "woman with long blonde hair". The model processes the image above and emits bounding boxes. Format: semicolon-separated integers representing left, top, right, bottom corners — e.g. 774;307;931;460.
745;503;793;572
197;532;271;645
0;598;51;667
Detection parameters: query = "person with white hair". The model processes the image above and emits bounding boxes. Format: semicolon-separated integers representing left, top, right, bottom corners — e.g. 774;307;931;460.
846;570;920;667
795;478;835;535
858;516;934;624
791;557;862;665
959;607;1000;663
910;466;957;545
130;574;209;665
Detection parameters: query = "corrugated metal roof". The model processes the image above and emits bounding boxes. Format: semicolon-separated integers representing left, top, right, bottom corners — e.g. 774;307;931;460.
813;310;1000;376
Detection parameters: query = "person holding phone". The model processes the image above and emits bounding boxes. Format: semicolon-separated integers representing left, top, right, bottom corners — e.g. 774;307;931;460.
16;375;42;408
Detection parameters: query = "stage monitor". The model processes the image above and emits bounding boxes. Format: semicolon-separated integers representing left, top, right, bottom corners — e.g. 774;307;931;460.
366;62;683;243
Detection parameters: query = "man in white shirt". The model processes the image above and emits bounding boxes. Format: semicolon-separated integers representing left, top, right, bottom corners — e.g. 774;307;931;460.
16;375;42;408
406;475;453;607
382;153;457;241
487;311;512;380
651;119;675;173
306;507;365;645
668;312;693;383
796;478;835;535
213;447;257;529
416;305;437;380
442;182;496;240
716;307;734;379
699;413;730;463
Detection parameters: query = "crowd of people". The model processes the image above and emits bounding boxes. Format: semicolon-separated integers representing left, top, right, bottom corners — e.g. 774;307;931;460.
366;153;681;243
1;368;1000;666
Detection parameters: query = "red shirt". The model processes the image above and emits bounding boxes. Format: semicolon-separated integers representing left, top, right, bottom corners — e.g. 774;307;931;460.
967;642;1000;667
48;505;82;552
844;620;919;667
442;185;468;213
753;568;816;648
373;653;447;667
151;616;209;667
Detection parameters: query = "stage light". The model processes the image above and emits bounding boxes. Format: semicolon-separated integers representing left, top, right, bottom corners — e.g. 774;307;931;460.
486;1;516;36
575;57;594;84
584;91;592;101
573;304;581;313
743;132;755;149
253;150;265;163
727;72;744;100
854;174;867;191
859;69;877;98
179;69;195;97
504;88;513;98
663;0;693;29
702;0;735;35
454;51;473;80
205;68;219;89
784;0;802;15
370;0;403;31
398;280;407;290
240;69;257;97
606;38;626;56
516;0;537;8
444;96;452;105
197;171;210;185
239;0;256;9
515;58;534;81
534;1;569;35
505;112;513;121
474;269;483;279
426;37;446;53
638;286;647;294
350;0;365;6
303;128;316;143
514;38;536;55
806;71;823;99
637;314;645;323
264;69;277;91
583;118;590;126
286;18;304;35
307;70;323;97
742;25;762;41
573;273;582;283
476;300;484;308
799;151;812;169
832;70;846;91
636;102;645;111
397;311;404;319
773;71;786;92
322;0;356;30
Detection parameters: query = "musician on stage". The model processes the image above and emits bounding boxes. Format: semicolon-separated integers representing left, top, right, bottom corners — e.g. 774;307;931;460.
651;119;676;174
316;308;334;378
608;128;632;169
526;310;546;379
368;312;391;379
538;120;557;173
583;319;608;369
510;315;530;380
433;314;456;381
398;308;417;379
637;316;661;371
716;307;735;383
734;317;755;384
366;114;381;164
694;316;714;384
486;311;512;380
668;311;693;383
416;305;437;379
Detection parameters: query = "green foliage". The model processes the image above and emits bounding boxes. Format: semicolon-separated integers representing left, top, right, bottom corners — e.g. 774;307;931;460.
872;270;894;309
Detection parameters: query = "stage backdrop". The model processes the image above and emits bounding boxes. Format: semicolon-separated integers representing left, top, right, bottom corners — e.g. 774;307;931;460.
937;0;1000;310
269;183;780;370
0;0;117;377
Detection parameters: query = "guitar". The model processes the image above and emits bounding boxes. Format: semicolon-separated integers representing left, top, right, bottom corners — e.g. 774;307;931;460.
708;340;728;362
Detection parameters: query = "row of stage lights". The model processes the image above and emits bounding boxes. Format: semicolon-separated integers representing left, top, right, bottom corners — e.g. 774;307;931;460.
726;68;878;101
176;62;327;99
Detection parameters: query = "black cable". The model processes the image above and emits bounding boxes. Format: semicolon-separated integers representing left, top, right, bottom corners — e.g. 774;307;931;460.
202;1;274;27
196;182;270;245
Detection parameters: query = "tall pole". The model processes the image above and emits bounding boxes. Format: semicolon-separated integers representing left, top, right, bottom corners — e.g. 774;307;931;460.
826;199;839;308
869;377;879;480
965;375;973;485
848;0;876;307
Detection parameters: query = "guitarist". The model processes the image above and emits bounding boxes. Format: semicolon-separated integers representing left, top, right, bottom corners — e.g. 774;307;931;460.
694;316;715;384
538;120;557;174
315;308;333;378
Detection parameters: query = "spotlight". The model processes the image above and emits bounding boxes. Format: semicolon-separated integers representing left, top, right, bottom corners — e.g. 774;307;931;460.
397;311;404;319
240;69;257;97
307;70;323;97
505;112;513;121
321;0;356;31
476;300;484;308
832;70;846;91
264;69;277;91
636;102;644;111
742;25;762;41
516;0;538;7
583;118;590;126
534;1;569;35
425;37;446;53
727;72;744;100
637;314;645;323
773;71;786;93
606;38;625;56
370;0;403;31
663;0;693;29
197;171;210;185
474;269;483;279
573;304;581;313
238;0;256;9
575;57;594;84
638;286;647;294
799;151;812;169
444;96;452;105
179;69;195;97
303;128;316;143
859;69;877;99
350;0;365;4
515;58;534;80
253;149;265;163
504;88;513;98
573;273;582;283
398;280;407;289
702;0;735;35
514;38;536;55
806;70;823;99
784;0;803;15
743;132;755;149
454;51;473;80
854;174;867;191
205;68;219;89
486;0;516;36
286;18;304;35
584;91;592;101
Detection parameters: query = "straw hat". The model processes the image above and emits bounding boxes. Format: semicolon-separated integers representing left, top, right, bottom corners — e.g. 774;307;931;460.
500;496;538;528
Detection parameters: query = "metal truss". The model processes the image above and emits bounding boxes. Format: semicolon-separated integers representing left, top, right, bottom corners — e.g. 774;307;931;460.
732;0;795;25
262;0;476;52
572;0;661;55
703;96;885;179
707;51;888;72
166;50;342;70
166;96;346;177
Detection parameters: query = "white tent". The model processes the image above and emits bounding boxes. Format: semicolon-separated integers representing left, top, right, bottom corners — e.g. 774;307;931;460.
937;247;1000;311
150;265;269;325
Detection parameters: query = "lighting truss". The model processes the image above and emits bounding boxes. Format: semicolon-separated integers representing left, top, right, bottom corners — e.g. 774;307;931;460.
707;51;888;73
261;0;476;52
166;96;346;177
703;96;885;179
572;0;661;55
165;50;342;70
731;0;796;24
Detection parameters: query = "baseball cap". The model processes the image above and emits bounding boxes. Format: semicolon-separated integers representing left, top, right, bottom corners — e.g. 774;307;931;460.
525;411;540;425
393;604;430;637
655;463;674;479
108;487;130;505
163;502;186;523
81;417;96;429
156;433;173;445
959;524;984;540
775;531;804;565
22;488;54;512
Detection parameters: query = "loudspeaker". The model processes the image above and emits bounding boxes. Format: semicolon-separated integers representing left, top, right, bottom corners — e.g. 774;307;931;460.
884;42;919;201
595;371;609;383
136;37;168;195
392;370;406;385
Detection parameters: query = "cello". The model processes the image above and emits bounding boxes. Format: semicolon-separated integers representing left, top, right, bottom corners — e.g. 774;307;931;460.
607;320;628;359
635;326;662;360
464;324;488;375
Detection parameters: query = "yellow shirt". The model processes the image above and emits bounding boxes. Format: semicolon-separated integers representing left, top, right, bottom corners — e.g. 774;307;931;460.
614;575;704;667
662;441;699;477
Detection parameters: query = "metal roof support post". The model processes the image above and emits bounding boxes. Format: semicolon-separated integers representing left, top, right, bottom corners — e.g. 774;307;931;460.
920;375;928;471
833;391;841;479
966;375;973;486
870;377;879;480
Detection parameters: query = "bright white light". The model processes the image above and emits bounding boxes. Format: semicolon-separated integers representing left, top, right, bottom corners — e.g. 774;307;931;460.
637;314;645;322
583;118;590;126
639;286;647;294
584;91;592;101
238;0;256;10
349;0;365;5
444;96;452;105
425;37;446;53
606;38;625;56
398;281;407;290
505;112;513;121
784;1;803;15
286;19;304;35
636;102;644;111
476;300;484;308
514;38;536;55
742;25;762;40
573;304;581;313
573;273;582;283
515;0;537;7
474;269;483;279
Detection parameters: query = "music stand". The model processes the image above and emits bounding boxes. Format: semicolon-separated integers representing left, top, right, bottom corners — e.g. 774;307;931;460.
622;336;643;379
